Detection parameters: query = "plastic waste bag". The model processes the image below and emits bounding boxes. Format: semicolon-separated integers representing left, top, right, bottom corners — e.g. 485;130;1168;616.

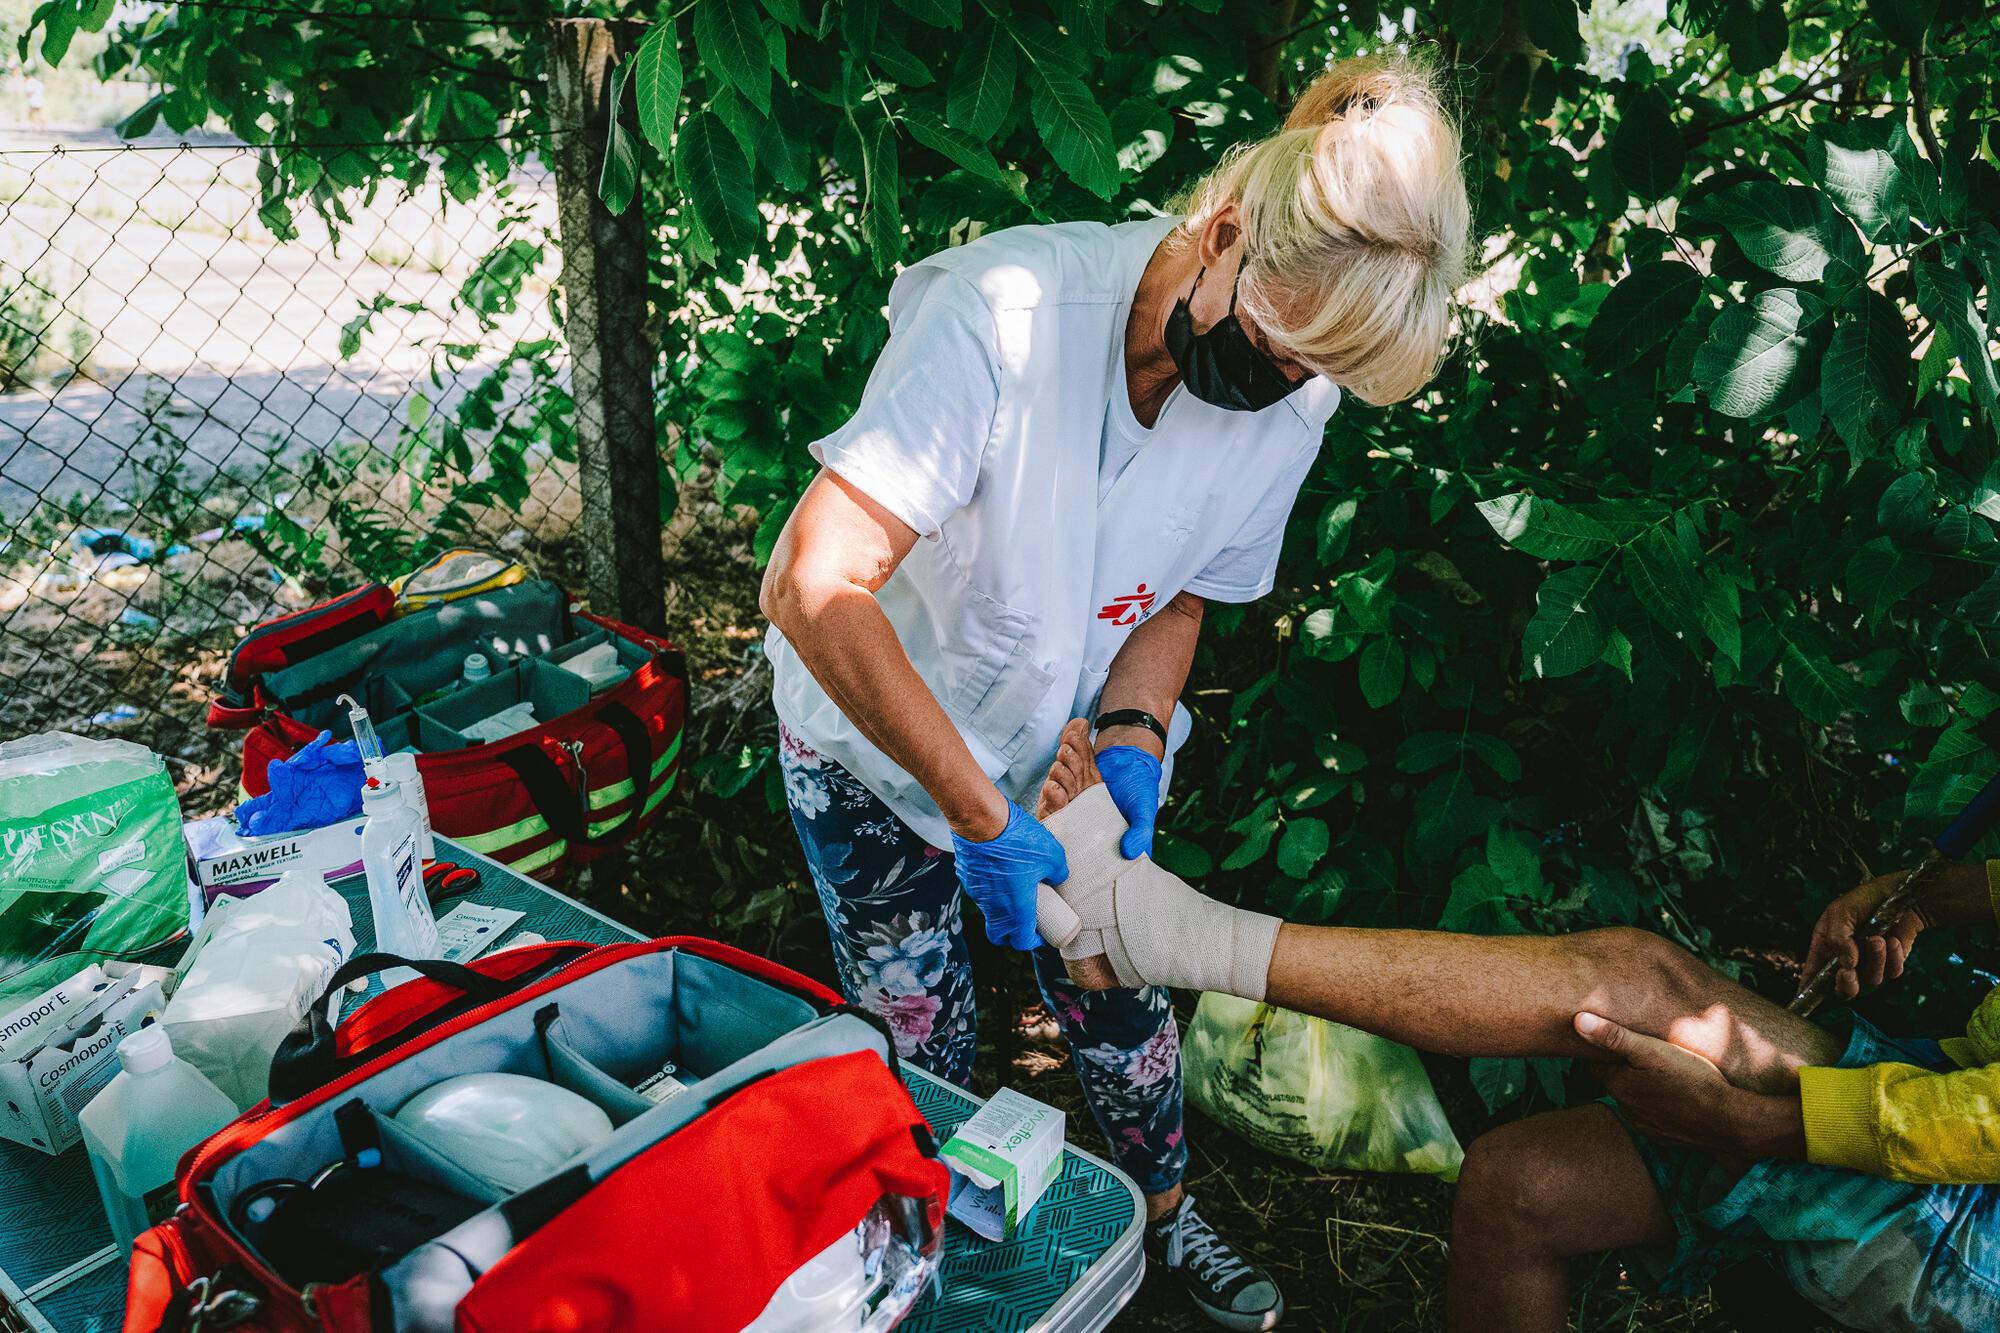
0;733;191;1011
161;869;354;1110
1182;993;1463;1180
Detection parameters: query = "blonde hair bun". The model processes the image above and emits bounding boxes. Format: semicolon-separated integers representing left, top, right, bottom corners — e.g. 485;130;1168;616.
1179;53;1472;405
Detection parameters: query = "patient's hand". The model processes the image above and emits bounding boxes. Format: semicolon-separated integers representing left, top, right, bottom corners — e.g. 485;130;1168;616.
1802;873;1923;1005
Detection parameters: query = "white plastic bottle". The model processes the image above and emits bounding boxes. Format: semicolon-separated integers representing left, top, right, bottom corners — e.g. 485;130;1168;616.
78;1025;238;1253
381;752;435;863
361;777;440;975
461;652;491;688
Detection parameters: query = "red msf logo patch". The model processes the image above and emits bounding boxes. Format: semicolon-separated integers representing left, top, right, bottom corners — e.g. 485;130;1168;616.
1097;583;1157;626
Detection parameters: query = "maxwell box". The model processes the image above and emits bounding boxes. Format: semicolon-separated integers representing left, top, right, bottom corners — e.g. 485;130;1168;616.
0;960;174;1153
184;813;367;902
940;1086;1065;1241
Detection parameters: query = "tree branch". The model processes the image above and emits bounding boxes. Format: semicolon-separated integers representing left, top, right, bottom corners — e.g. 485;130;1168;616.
1908;39;1946;166
1688;58;1885;145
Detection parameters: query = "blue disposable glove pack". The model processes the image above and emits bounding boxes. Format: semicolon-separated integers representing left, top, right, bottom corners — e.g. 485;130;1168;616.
951;801;1070;951
1095;744;1163;860
236;730;367;836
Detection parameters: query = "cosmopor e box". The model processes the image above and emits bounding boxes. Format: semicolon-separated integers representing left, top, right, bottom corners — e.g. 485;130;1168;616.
0;961;175;1153
939;1086;1064;1241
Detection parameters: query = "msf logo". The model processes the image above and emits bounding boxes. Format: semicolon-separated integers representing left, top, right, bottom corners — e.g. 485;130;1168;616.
1097;583;1157;627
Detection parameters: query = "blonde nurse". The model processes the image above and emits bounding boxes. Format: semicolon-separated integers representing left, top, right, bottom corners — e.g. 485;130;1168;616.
761;54;1471;1329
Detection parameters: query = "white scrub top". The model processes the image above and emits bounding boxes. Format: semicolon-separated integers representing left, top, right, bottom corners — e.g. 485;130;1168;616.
765;215;1341;848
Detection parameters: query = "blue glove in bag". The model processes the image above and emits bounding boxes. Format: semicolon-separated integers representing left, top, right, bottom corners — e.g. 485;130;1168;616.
236;730;367;836
951;801;1070;951
1096;744;1163;860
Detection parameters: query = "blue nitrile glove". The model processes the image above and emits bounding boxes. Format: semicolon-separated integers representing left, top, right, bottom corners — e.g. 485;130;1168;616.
951;801;1070;951
1096;744;1163;860
236;730;367;836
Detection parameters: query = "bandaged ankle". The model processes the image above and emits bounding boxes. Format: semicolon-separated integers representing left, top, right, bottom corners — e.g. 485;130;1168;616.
1033;786;1280;1001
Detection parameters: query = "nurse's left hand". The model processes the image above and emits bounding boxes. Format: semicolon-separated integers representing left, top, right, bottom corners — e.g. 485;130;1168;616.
952;802;1070;951
1095;745;1162;860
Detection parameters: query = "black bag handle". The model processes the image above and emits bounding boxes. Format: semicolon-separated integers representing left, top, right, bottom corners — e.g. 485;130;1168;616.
267;950;578;1105
496;700;659;852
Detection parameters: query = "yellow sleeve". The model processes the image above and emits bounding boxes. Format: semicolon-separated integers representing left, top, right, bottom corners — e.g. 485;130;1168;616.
1799;1060;2000;1184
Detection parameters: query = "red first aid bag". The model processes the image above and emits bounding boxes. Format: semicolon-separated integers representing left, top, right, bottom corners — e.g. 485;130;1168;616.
125;938;948;1333
208;570;686;881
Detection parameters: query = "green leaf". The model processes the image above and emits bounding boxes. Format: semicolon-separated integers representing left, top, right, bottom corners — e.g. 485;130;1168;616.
1486;826;1546;901
1693;287;1826;418
1917;323;1954;402
1807;121;1904;242
1845;537;1931;622
675;109;759;251
1610;87;1682;203
1276;817;1330;879
1868;0;1937;47
693;0;771;115
1395;732;1461;774
1476;493;1618;561
1317;497;1359;564
1152;831;1212;878
1701;572;1742;665
1697;182;1863;284
1821;289;1909;449
1522;567;1609;679
1520;0;1582;62
1914;260;2000;420
116;93;165;140
1717;0;1787;72
1111;98;1174;177
1583;260;1704;373
753;77;811;192
1781;639;1858;724
1622;526;1703;642
1019;39;1118;198
948;21;1016;140
900;106;1010;189
632;20;684;150
1877;471;1936;536
1359;637;1406;708
891;0;960;26
1470;1056;1529;1111
860;114;904;270
597;57;640;217
1466;733;1522;783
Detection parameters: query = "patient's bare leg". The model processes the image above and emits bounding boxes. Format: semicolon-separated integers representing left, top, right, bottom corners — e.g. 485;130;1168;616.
1033;721;1840;1092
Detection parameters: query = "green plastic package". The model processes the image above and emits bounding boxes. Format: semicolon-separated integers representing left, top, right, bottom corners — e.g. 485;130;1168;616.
0;733;191;1010
1182;993;1464;1181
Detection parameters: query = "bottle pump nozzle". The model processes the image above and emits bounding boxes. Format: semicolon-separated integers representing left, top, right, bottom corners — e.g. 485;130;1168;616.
337;693;384;768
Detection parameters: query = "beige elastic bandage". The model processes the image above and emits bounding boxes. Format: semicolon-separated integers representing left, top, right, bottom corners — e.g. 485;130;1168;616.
1032;785;1281;1001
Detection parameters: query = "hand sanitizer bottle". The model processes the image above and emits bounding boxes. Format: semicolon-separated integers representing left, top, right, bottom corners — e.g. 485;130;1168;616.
381;752;435;863
361;777;440;980
78;1025;238;1253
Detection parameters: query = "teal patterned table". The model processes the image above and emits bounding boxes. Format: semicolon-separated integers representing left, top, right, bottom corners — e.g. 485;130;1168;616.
0;838;1143;1333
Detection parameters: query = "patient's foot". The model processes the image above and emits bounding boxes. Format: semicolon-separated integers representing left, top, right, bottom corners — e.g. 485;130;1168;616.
1032;717;1282;1002
1034;718;1103;822
1035;719;1119;989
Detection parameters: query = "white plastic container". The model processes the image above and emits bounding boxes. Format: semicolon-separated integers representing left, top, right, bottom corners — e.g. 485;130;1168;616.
381;752;435;863
462;653;491;687
360;778;439;976
77;1024;237;1253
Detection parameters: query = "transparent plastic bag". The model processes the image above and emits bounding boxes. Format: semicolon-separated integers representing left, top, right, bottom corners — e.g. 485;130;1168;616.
1182;992;1463;1180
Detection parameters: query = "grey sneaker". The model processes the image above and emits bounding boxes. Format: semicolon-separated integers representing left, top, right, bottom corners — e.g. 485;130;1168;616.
1143;1195;1283;1331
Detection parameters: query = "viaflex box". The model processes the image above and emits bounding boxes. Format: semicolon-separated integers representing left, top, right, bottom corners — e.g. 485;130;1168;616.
940;1086;1065;1241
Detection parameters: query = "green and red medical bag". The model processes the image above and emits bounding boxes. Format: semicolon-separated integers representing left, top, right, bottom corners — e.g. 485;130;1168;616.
209;573;686;881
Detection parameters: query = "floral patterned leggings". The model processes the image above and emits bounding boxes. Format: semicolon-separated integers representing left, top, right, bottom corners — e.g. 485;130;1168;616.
779;724;1188;1196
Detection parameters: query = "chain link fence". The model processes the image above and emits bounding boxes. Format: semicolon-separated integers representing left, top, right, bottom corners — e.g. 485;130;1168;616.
0;129;582;811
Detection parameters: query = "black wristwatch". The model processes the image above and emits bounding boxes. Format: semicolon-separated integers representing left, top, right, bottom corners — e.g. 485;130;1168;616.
1093;707;1168;745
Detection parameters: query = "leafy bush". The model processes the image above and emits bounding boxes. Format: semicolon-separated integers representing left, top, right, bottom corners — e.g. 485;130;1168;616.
40;0;2000;1107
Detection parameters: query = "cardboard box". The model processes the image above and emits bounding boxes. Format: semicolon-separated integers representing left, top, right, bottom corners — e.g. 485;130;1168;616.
0;961;175;1153
940;1086;1064;1241
184;814;367;902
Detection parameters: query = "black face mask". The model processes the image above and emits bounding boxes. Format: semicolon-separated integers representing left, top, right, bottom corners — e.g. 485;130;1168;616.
1162;264;1306;412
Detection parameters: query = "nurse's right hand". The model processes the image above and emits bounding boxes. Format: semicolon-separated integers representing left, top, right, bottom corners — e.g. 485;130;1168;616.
952;802;1070;951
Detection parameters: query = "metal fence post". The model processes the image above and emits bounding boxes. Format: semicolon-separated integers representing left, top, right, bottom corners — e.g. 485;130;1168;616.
547;18;665;634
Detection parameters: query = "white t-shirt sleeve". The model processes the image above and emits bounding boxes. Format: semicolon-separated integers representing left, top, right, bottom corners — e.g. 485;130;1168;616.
809;271;1000;538
1183;436;1322;603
